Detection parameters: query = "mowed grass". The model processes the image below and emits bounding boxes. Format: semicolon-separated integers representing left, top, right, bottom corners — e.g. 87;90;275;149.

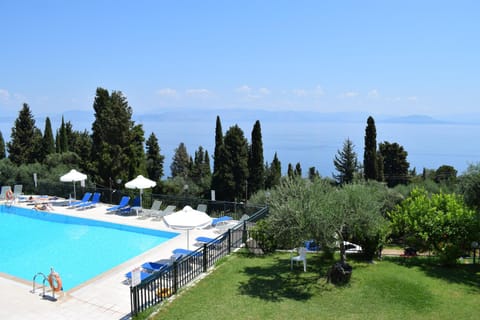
140;252;480;320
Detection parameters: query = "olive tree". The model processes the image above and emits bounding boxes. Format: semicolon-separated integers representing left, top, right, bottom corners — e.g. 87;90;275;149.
256;177;390;264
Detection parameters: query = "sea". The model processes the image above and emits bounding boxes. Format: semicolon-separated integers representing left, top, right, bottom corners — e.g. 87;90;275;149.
1;110;479;177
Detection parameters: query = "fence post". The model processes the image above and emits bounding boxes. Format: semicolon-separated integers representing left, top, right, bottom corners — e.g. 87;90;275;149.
130;286;138;317
203;243;208;272
242;220;248;244
173;261;178;294
227;229;231;254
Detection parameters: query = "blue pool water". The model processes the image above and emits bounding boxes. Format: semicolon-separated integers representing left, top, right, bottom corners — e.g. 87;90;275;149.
0;205;178;290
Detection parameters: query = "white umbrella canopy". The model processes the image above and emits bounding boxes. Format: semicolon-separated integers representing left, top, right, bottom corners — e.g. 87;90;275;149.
60;169;87;199
163;205;213;249
124;175;157;208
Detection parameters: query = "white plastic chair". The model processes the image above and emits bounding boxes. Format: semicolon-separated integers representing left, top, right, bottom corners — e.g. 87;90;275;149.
290;247;307;272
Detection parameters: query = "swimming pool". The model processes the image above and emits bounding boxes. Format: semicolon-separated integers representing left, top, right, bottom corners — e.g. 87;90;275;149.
0;205;179;291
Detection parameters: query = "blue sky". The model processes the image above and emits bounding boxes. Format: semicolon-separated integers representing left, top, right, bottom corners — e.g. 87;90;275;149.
1;0;479;118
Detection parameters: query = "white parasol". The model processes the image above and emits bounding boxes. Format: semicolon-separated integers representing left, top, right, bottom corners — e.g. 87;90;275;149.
60;169;87;199
124;175;156;208
163;205;213;249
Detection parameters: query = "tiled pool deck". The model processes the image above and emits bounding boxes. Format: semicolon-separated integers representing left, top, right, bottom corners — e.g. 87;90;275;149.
0;200;220;319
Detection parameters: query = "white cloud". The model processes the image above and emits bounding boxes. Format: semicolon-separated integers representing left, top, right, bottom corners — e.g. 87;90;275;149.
235;85;270;99
343;91;359;98
156;88;178;97
258;87;270;95
291;85;324;98
407;96;418;102
293;89;307;97
186;88;211;98
368;89;380;98
0;89;27;108
314;85;324;96
0;89;10;101
236;85;252;93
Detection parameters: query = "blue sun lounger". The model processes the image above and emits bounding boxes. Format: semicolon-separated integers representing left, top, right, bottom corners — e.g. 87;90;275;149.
125;270;151;282
106;196;130;213
141;262;168;273
211;216;233;226
76;192;101;210
68;192;92;208
172;248;202;257
195;236;224;245
119;196;141;215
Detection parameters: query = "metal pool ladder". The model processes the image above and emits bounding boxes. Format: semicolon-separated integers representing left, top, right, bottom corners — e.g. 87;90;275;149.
32;272;57;301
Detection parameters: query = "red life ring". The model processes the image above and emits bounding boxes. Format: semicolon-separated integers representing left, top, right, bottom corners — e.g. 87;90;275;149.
5;190;13;201
48;272;63;292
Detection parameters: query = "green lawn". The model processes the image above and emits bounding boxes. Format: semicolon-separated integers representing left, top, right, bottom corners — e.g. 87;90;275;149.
139;251;480;320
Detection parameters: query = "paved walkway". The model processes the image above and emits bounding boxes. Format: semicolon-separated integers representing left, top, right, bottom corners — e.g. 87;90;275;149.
0;200;219;319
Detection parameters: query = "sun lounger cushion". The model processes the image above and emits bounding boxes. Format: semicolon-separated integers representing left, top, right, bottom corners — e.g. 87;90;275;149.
141;262;168;273
212;216;233;226
195;236;223;244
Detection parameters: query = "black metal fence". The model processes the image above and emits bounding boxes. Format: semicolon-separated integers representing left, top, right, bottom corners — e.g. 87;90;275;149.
130;205;268;317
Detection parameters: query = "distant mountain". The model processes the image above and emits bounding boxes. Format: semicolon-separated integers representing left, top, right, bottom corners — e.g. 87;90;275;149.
4;108;478;136
381;115;447;124
133;108;372;124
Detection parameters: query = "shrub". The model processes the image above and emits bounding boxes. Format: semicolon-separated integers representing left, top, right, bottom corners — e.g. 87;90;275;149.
250;220;278;254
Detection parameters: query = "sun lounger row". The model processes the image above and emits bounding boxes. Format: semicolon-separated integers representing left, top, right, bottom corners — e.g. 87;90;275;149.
135;201;176;219
124;254;184;284
67;192;101;210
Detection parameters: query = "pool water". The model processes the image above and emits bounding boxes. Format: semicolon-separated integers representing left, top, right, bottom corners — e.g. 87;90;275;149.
0;205;178;290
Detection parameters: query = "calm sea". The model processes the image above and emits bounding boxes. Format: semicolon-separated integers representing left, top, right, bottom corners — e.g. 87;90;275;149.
137;119;480;177
1;117;479;177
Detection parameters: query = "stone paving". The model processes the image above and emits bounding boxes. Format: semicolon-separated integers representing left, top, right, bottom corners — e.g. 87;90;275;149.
0;200;219;319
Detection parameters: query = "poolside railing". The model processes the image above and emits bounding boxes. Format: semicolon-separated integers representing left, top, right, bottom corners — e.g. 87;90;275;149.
130;205;268;316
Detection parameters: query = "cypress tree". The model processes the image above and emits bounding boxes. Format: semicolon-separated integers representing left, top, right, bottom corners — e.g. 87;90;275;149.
191;146;206;184
294;162;302;177
41;117;55;161
65;121;76;151
55;131;60;153
221;125;249;201
379;141;410;187
308;167;319;181
376;153;384;182
211;116;225;195
127;124;146;178
287;163;294;178
204;150;211;178
31;127;43;162
91;87;135;186
146;132;165;181
170;142;190;178
363;116;378;180
70;129;92;171
0;131;5;159
190;146;212;197
59;116;68;153
248;120;265;197
265;152;281;188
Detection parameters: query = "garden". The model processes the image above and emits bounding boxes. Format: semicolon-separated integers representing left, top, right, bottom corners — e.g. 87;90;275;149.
139;251;480;320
